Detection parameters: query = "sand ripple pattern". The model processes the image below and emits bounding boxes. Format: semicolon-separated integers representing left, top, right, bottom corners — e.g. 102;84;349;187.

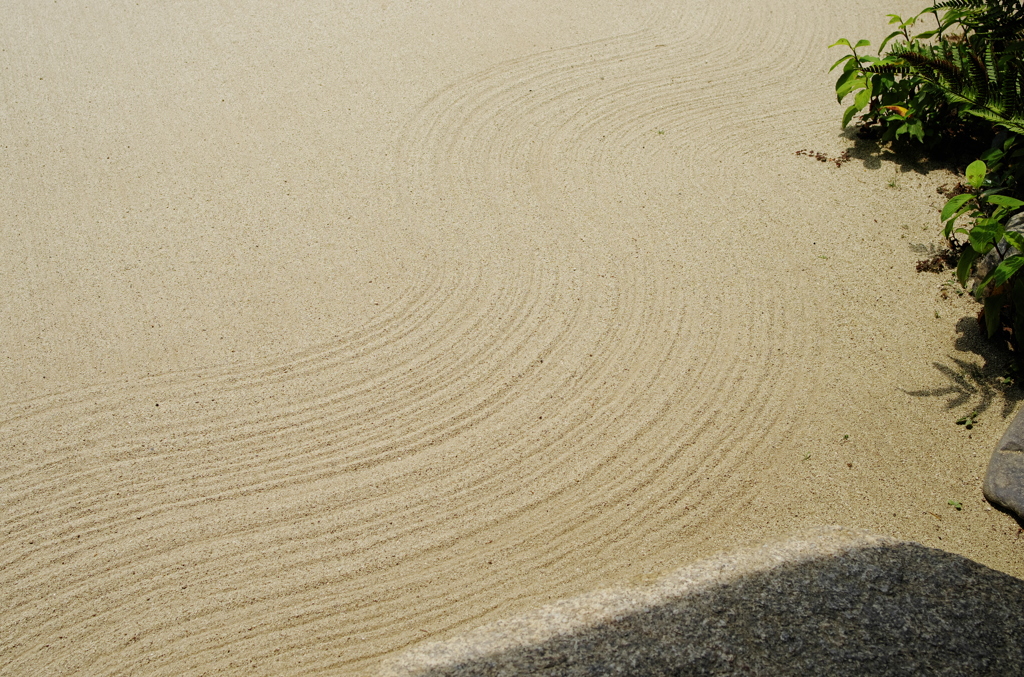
2;1;845;673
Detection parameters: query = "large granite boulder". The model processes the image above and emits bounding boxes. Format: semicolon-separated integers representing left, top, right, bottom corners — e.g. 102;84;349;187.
383;527;1024;677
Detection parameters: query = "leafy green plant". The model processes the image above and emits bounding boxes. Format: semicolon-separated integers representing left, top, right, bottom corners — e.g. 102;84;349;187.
979;132;1024;197
833;1;1024;358
831;0;1024;155
830;31;933;145
880;3;1024;128
829;8;977;148
942;159;1024;336
948;499;963;510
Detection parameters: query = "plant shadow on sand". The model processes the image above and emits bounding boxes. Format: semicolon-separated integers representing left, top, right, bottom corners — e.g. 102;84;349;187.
902;316;1024;420
837;128;990;178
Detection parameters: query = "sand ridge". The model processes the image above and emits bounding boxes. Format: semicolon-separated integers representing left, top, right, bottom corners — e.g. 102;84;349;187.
2;0;1022;675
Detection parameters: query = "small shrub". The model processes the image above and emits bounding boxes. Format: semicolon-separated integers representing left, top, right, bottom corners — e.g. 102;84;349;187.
941;159;1024;339
832;0;1024;356
830;0;1024;156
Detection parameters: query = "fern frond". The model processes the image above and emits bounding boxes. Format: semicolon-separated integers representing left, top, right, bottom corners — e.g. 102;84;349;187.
932;0;987;8
965;108;1024;133
896;46;964;82
966;48;991;97
864;63;913;74
930;0;1024;42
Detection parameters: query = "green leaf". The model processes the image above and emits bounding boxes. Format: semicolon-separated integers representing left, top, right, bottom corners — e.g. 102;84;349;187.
842;61;863;79
966;160;987;189
970;218;1002;253
984;295;1005;336
909;119;924;143
964;109;1024;136
945;214;975;240
879;30;903;53
854;39;871;49
829;54;854;72
982;146;1006;164
853;87;871;111
842;104;860;128
970;233;994;254
1004;231;1024;253
987;195;1024;209
941;194;974;222
993;207;1012;222
836;74;865;102
829;38;853;49
979;256;1024;296
956;412;978;426
957;247;979;287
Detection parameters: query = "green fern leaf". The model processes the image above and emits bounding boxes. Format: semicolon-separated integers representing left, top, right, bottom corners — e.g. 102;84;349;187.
965;108;1024;134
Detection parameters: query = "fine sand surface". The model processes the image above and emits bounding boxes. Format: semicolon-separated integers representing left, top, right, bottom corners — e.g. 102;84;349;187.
2;1;1022;674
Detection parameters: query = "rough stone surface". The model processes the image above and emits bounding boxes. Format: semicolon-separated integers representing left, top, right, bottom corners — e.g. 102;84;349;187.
382;527;1024;677
983;404;1024;521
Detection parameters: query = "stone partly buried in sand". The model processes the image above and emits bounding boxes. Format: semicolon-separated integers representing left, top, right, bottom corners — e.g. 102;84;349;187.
984;404;1024;522
964;212;1024;523
383;527;1024;676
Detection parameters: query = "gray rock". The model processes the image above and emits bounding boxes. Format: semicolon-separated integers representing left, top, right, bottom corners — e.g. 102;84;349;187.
983;404;1024;521
382;527;1024;677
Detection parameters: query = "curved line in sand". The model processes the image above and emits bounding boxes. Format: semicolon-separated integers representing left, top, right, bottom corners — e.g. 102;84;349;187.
1;2;855;674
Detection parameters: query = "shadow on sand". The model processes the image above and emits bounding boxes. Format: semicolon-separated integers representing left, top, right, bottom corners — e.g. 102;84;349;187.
388;530;1024;677
902;316;1024;420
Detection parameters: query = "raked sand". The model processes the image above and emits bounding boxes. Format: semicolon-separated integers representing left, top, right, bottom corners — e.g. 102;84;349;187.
2;1;1022;674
